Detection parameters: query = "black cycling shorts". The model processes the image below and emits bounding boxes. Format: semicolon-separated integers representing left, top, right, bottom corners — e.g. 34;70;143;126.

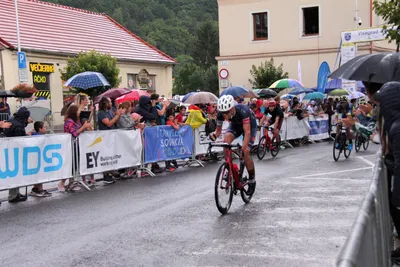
226;124;257;147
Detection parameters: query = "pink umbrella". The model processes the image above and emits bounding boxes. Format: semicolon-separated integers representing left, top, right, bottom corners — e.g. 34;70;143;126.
94;88;131;104
116;90;150;104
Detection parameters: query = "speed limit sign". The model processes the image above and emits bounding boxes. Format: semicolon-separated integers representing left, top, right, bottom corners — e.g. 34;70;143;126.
219;68;229;79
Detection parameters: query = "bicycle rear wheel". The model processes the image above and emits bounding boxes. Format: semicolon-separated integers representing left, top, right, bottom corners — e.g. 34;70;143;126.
355;133;362;153
215;163;234;214
256;136;267;160
270;135;281;158
240;176;254;203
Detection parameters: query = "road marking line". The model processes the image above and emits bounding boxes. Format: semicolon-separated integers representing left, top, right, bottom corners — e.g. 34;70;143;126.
289;177;370;182
261;207;358;213
184;250;331;263
256;196;363;203
356;156;376;167
271;188;366;193
289;167;373;178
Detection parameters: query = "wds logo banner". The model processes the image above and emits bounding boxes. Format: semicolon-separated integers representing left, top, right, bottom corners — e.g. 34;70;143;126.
0;134;72;190
144;125;194;163
78;130;142;175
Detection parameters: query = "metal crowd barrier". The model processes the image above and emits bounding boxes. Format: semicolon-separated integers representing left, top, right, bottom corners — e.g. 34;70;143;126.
335;152;392;267
0;113;9;121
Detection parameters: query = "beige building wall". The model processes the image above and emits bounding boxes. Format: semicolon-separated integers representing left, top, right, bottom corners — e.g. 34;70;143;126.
217;0;396;90
0;49;173;124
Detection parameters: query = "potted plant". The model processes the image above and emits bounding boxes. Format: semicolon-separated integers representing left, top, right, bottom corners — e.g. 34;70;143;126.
11;83;38;98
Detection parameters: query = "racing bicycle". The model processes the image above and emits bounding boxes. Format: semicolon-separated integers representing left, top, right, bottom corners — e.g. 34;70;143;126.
256;126;280;160
333;124;352;161
354;132;369;153
209;142;254;214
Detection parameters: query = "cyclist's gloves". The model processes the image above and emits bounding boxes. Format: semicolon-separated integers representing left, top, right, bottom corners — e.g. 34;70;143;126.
209;133;217;141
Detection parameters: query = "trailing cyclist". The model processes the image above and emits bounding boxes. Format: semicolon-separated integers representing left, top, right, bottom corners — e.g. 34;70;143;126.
259;100;284;142
210;95;257;195
335;96;353;150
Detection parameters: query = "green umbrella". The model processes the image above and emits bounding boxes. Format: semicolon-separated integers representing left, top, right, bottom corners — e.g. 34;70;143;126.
303;92;325;100
329;89;349;96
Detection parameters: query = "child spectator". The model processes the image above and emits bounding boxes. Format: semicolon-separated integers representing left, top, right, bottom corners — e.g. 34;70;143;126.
29;121;52;197
175;106;187;126
165;114;179;171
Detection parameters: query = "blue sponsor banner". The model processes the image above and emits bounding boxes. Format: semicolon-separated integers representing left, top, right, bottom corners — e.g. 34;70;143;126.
308;115;329;141
309;120;329;135
144;125;194;163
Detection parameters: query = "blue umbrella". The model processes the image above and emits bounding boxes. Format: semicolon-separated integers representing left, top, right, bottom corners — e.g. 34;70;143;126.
64;71;110;90
182;92;196;103
289;87;313;95
281;94;294;100
220;86;258;98
303;92;325;100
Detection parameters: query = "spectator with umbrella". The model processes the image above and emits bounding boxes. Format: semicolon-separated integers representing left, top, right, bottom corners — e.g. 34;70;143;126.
98;97;126;184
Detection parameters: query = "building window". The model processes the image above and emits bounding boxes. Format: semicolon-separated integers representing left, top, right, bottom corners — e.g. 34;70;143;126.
252;12;268;41
302;6;319;36
128;74;137;89
127;73;156;91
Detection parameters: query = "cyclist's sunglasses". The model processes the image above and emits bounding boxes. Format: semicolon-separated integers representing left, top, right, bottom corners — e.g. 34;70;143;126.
220;110;230;115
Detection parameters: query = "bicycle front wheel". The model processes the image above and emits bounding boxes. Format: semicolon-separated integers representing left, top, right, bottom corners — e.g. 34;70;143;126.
333;135;341;162
363;139;370;151
215;163;234;214
257;136;267;160
344;139;352;159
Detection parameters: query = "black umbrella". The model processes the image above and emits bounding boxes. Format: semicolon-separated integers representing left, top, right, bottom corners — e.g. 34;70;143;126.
0;90;16;97
329;52;400;84
256;88;277;98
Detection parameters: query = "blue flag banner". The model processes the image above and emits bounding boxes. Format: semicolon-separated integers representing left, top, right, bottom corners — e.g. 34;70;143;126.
317;62;331;93
144;125;194;163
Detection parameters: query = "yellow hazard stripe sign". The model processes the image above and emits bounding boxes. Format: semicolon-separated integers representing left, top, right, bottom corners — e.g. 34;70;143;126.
34;91;51;98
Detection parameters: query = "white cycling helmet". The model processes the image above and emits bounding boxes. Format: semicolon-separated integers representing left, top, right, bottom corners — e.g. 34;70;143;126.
218;95;235;112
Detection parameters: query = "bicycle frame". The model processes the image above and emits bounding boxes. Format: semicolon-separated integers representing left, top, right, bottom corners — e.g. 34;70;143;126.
210;143;246;191
261;126;276;150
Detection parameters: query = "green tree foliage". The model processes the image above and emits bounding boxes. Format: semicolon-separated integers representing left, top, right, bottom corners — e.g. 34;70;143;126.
373;0;400;51
193;21;219;68
46;0;218;58
48;0;220;95
61;50;121;96
248;59;289;91
172;20;220;95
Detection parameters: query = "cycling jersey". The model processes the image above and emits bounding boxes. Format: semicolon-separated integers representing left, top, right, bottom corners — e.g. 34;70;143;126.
336;105;352;119
263;105;284;124
217;104;257;140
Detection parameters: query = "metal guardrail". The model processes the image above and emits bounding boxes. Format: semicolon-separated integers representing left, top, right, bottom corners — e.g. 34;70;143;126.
335;152;392;267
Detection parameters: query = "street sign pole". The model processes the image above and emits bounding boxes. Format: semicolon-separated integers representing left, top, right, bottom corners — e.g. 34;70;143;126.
14;0;21;52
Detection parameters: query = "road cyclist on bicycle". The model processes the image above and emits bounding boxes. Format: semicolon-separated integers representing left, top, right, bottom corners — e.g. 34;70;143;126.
210;95;258;195
335;96;353;150
259;100;284;142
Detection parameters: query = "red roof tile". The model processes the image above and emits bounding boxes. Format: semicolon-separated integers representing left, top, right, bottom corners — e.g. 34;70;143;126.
0;0;176;63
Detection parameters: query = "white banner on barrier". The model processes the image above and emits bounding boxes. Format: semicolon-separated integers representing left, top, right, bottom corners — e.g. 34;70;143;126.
195;121;242;155
0;134;72;191
79;130;142;175
285;117;310;140
309;115;329;141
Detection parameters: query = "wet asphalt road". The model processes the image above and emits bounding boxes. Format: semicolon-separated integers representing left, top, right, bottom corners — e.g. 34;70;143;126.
0;142;379;267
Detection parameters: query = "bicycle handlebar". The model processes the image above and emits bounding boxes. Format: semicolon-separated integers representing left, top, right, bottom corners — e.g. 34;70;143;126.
257;125;274;131
208;142;242;149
